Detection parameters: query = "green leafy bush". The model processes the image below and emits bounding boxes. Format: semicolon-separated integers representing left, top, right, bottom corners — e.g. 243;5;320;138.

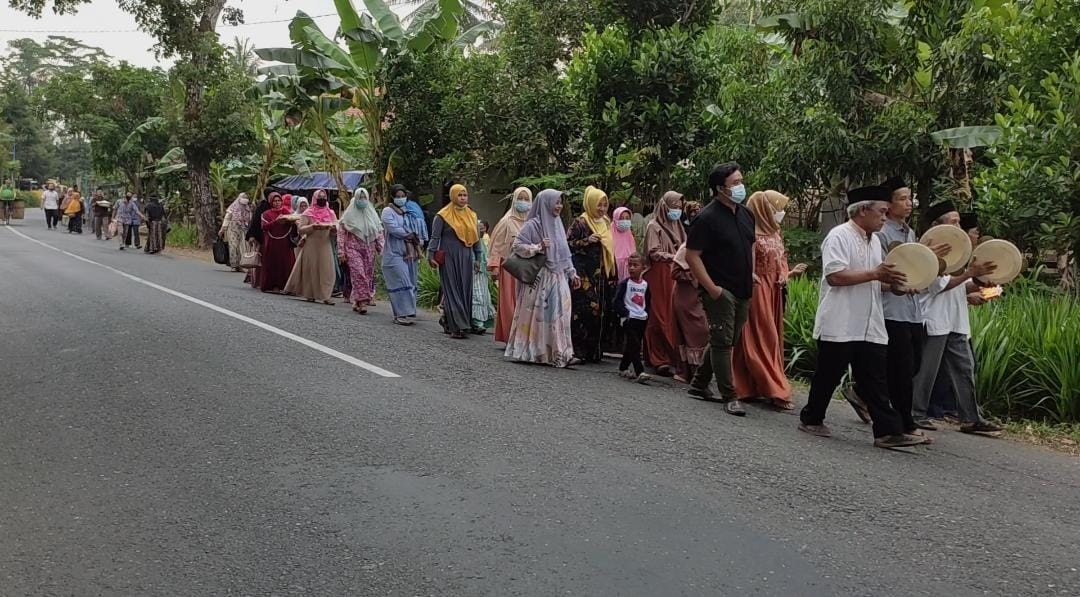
166;223;199;248
782;227;823;277
16;191;40;207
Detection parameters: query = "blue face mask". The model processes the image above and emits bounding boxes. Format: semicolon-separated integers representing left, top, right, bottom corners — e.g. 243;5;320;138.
730;184;747;204
667;209;683;221
514;200;531;213
356;199;370;209
616;219;632;232
393;197;407;208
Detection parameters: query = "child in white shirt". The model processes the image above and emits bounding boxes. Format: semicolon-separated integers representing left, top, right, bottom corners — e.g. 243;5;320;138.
614;253;652;383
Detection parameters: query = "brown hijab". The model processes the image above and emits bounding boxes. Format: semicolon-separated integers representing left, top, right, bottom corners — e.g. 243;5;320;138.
645;191;687;265
748;190;789;237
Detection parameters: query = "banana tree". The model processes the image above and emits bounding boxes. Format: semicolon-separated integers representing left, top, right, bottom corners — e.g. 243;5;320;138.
256;0;466;202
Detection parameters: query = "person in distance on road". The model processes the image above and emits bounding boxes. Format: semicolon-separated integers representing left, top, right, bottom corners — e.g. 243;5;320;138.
142;195;167;254
380;184;421;325
258;192;296;294
64;185;84;234
798;185;928;449
219;193;252;272
284;189;337;304
42;182;60;229
337;188;383;315
428;184;483;339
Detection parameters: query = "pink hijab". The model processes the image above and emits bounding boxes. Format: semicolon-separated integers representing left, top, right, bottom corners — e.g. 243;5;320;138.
304;189;337;225
612;206;636;282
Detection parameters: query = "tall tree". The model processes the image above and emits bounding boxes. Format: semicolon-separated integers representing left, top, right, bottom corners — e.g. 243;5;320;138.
10;0;250;248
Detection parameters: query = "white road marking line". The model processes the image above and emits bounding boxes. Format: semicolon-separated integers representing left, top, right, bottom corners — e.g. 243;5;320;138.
6;226;400;378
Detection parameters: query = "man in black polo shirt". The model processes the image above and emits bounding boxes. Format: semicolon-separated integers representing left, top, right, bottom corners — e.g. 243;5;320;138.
684;161;756;416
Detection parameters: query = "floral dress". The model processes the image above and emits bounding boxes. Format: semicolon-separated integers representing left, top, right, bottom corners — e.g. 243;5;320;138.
567;217;620;363
338;226;384;306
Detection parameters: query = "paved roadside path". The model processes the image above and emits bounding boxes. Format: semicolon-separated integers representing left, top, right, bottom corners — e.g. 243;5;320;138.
1;212;1078;596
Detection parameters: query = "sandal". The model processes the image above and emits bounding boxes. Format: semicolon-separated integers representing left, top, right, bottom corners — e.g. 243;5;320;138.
393;317;413;326
771;398;796;411
450;331;467;339
322;300;335;306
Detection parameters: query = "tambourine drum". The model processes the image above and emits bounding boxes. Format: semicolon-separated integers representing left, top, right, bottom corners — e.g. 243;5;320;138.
920;225;972;274
971;239;1023;284
884;242;939;291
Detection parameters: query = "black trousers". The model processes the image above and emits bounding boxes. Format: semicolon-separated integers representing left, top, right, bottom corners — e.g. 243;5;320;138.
883;320;925;432
123;223;141;247
619;318;646;375
801;341;904;438
67;213;82;233
45;208;60;228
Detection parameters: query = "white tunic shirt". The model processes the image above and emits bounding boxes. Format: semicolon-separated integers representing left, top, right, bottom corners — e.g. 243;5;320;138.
919;276;971;337
42;190;59;210
813;221;889;345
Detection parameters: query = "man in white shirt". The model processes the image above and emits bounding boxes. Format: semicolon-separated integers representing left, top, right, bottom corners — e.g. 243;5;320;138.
42;183;60;229
911;201;1002;435
799;185;928;449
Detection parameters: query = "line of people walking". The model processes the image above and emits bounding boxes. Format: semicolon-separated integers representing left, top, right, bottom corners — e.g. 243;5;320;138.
225;163;1004;451
40;182;168;254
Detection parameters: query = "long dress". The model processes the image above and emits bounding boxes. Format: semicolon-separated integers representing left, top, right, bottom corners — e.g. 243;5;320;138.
260;214;297;293
472;238;494;329
493;265;518;343
643;220;682;371
225;217;248;269
284;217;335;301
671;264;709;381
429;214;482;334
567;217;619;362
338;224;384;306
503;241;575;367
381;206;419;318
733;233;792;403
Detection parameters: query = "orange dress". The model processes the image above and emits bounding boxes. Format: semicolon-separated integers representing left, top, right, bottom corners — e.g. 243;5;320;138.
733;233;792;402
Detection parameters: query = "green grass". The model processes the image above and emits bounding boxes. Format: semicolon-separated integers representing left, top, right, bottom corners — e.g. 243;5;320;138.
166;223;199;248
784;272;1080;424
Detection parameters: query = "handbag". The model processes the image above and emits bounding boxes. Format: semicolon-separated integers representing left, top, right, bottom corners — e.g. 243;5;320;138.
240;240;261;269
432;249;446;266
108;220;118;237
503;252;546;285
212;236;229;265
502;219;548;285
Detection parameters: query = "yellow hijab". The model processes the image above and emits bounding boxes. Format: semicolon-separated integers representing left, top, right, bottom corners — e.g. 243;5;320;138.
582;185;615;276
436;184;480;248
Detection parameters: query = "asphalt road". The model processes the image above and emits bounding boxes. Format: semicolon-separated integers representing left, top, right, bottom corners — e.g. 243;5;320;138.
2;211;1078;597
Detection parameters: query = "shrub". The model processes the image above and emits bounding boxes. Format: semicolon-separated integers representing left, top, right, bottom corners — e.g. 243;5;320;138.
16;191;40;207
783;276;818;379
414;258;500;311
782;227;822;277
166;223;199;248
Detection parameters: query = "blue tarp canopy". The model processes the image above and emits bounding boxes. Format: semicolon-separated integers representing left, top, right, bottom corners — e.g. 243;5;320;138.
268;171;371;193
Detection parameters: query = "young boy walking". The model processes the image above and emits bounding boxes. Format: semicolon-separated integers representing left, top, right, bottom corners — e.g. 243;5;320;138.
614;253;653;383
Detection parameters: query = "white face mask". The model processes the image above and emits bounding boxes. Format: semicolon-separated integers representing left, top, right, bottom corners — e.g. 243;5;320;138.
773;210;785;224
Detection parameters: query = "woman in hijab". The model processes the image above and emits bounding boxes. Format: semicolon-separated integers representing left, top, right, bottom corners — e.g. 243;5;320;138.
488;187;533;343
285;189;337;304
381;185;421;324
567;185;619;363
643;191;686;376
472;217;495;332
337;188;384;314
219;193;252;271
612;206;636;282
429;184;484;339
245;197;271;288
671;243;709;383
504;189;581;367
293;196;309;215
681;200;703;229
259;192;297;294
732;190;805;409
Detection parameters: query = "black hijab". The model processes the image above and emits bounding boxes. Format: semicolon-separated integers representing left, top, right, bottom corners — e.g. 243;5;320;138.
246;199;271;243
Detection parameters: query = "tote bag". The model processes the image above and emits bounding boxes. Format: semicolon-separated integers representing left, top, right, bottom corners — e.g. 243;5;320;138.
240;240;261;269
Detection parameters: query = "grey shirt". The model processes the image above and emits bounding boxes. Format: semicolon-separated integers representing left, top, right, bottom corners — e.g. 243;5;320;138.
874;218;921;323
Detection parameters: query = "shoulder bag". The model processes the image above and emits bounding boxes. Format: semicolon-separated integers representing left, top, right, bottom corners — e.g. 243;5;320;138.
240;240;262;269
502;221;547;285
